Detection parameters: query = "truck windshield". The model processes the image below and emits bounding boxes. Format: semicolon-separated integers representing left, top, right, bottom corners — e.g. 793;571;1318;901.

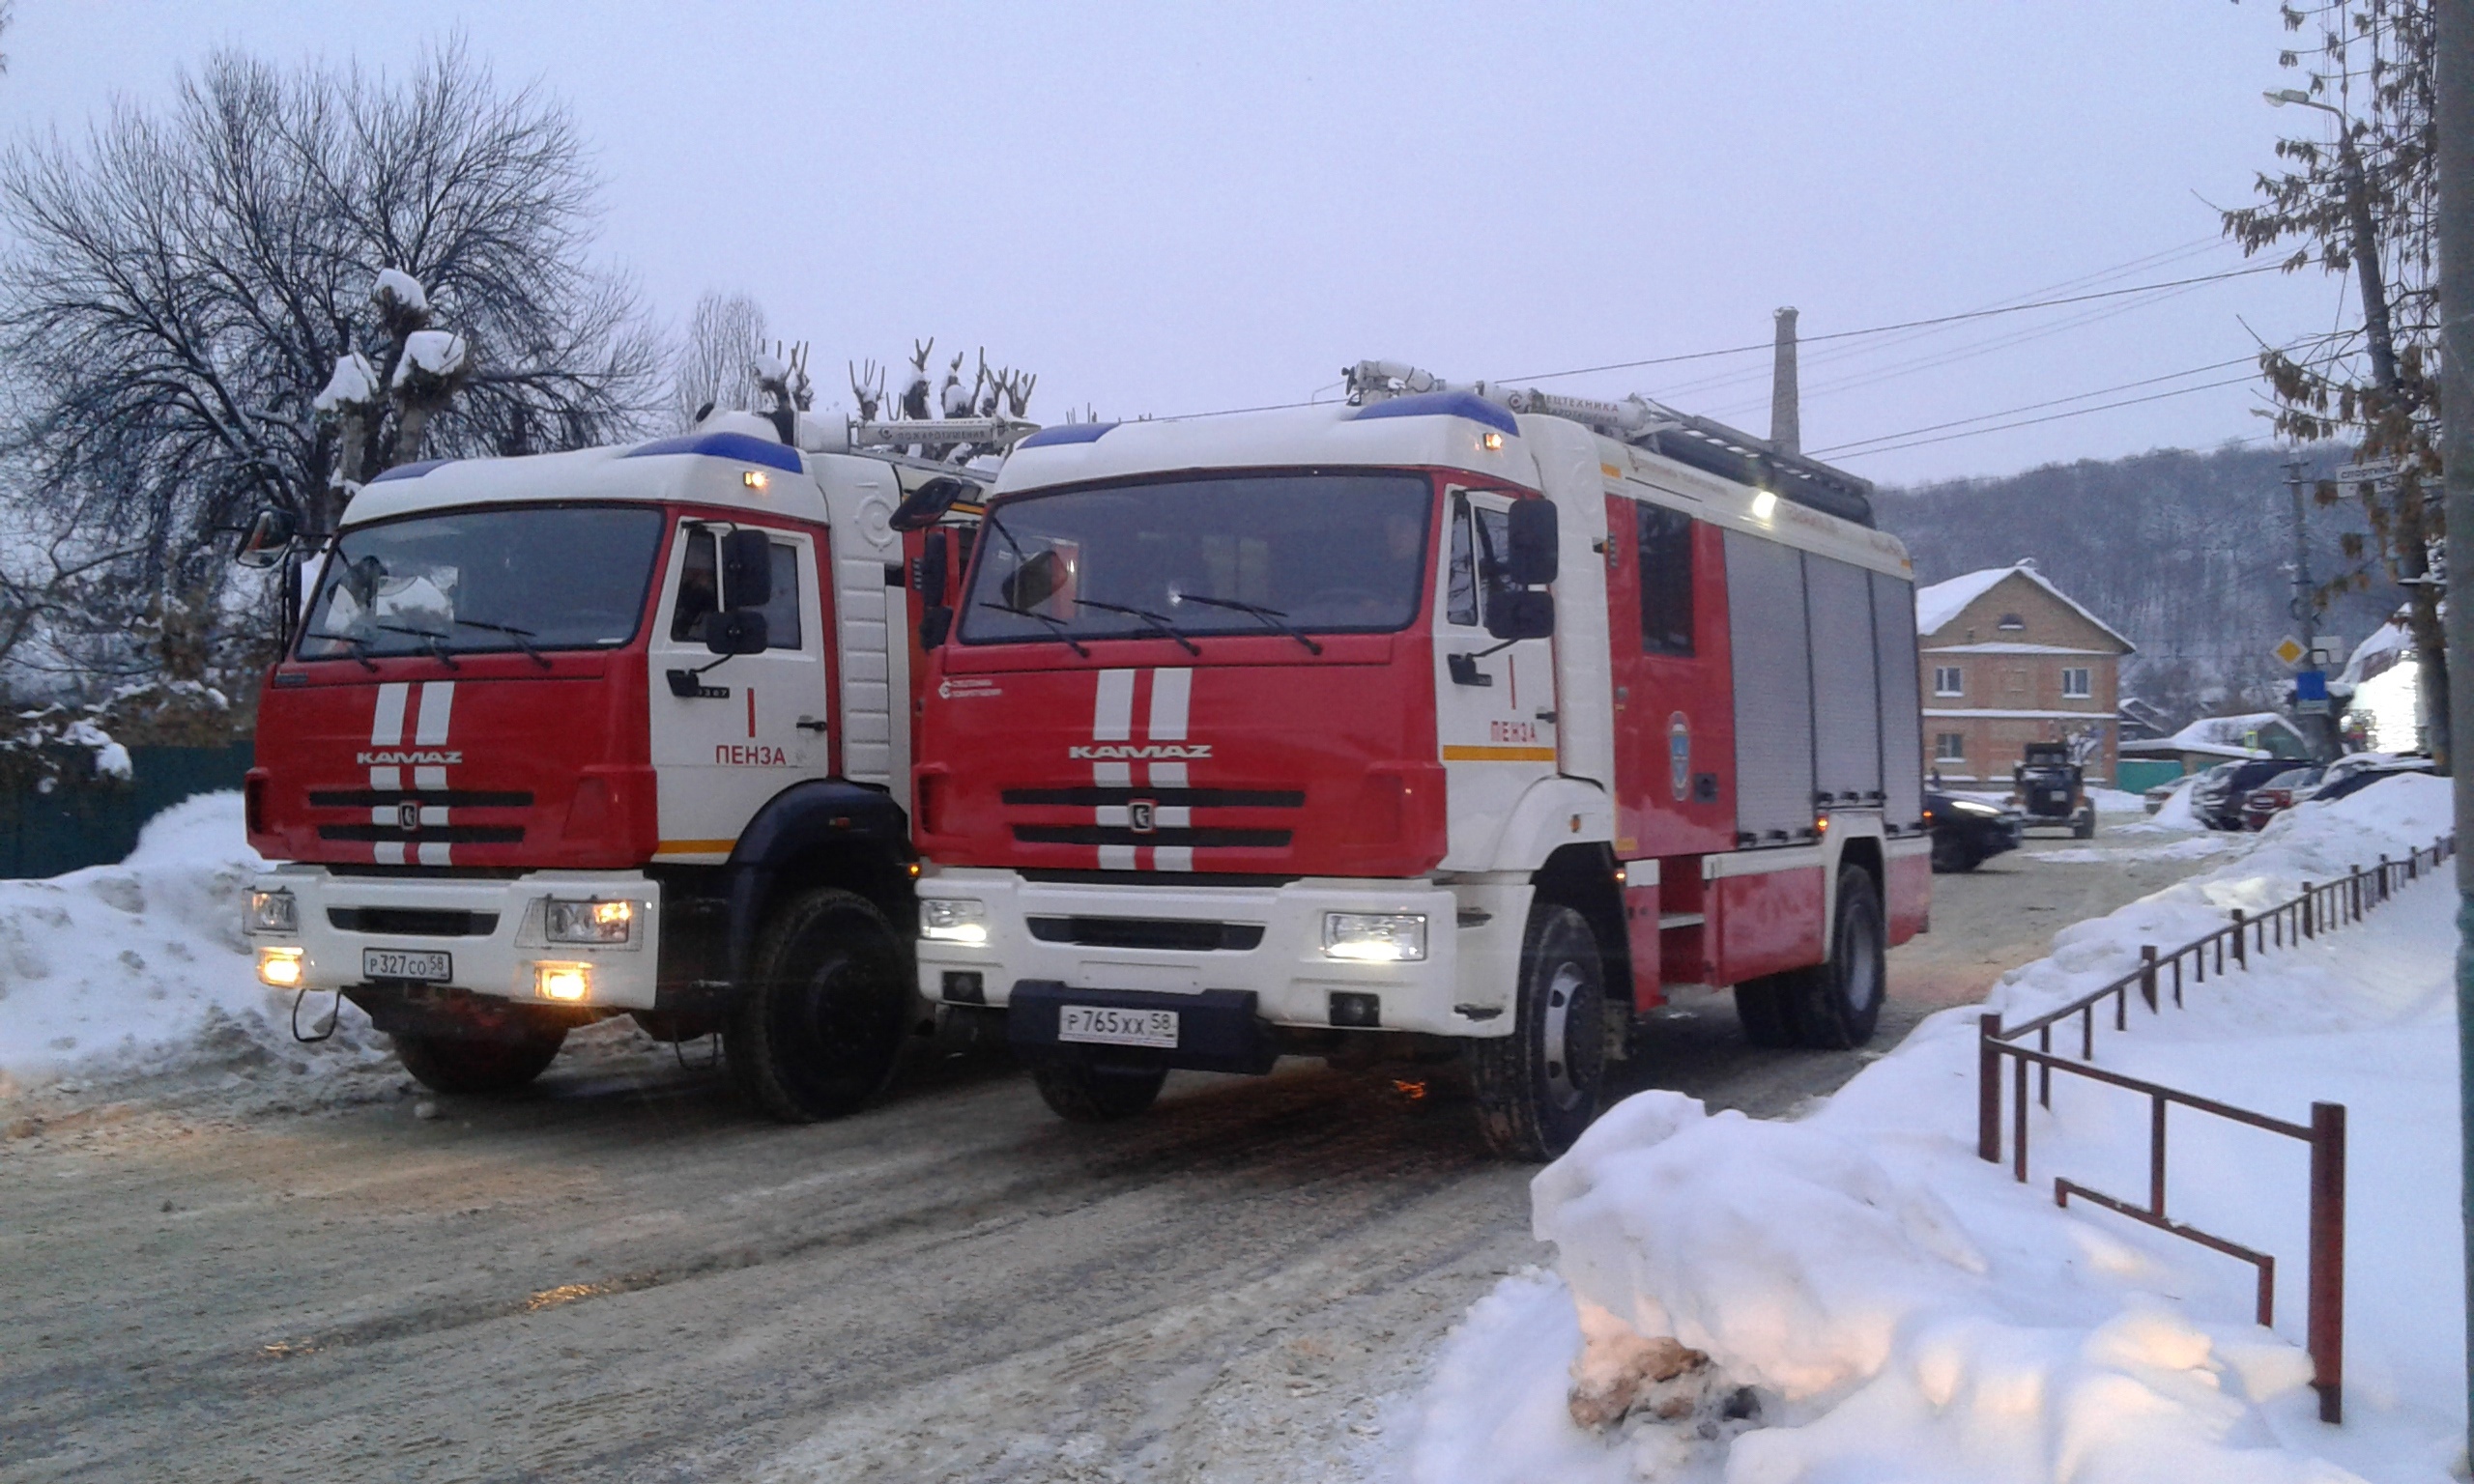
961;471;1433;645
297;504;667;661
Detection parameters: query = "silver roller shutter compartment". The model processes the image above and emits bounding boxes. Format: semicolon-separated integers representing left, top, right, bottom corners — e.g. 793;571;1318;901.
1806;556;1884;804
1724;532;1816;842
1871;569;1924;825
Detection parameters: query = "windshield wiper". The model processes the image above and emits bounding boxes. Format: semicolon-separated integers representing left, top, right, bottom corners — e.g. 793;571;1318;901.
1073;598;1203;656
454;617;552;670
300;628;378;671
374;623;461;670
979;601;1091;658
1169;593;1323;655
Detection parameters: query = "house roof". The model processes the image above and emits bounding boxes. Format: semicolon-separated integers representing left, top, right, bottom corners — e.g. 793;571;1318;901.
1913;563;2136;651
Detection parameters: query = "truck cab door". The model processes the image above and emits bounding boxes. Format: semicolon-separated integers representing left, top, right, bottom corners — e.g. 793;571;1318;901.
1435;490;1557;870
647;520;833;860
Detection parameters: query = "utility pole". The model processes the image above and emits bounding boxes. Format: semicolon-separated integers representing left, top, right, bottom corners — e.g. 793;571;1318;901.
2436;0;2472;1468
2285;457;2339;759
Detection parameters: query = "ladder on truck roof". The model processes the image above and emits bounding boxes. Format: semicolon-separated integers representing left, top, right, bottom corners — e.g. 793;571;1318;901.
1343;360;1876;528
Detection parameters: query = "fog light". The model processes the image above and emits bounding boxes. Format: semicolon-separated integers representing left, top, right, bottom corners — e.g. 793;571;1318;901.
1322;912;1427;962
546;898;634;944
534;962;592;1002
941;970;985;1005
246;888;298;934
257;946;304;988
920;898;989;944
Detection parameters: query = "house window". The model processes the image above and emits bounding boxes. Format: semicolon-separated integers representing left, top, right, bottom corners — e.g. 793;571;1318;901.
1635;502;1695;655
1934;732;1967;762
1998;613;2026;631
1933;666;1963;697
2061;667;2091;699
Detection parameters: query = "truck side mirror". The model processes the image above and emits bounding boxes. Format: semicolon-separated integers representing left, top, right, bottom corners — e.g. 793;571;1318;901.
890;475;977;532
919;607;954;649
705;608;770;655
235;508;300;570
1505;500;1559;586
721;528;773;609
912;529;950;599
1484;588;1555;642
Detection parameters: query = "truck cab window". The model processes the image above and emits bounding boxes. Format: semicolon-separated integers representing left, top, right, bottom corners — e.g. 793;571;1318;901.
672;528;802;650
1446;498;1478;626
1637;502;1694;656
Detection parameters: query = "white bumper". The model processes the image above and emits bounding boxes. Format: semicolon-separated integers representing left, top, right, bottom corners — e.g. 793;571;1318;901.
914;869;1531;1038
244;865;663;1011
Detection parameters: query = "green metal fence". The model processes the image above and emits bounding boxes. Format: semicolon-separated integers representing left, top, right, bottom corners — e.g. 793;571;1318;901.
0;742;254;879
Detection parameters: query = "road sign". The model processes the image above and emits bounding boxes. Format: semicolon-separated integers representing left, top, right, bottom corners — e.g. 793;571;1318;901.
2297;699;2333;715
2335;460;2399;484
2295;669;2329;702
2273;636;2308;667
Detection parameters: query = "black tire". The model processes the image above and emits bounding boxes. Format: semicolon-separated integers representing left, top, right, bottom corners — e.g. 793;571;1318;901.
393;1027;565;1095
1929;832;1977;874
1732;976;1801;1046
725;887;914;1123
1470;902;1607;1161
1029;1055;1168;1123
2072;809;2096;841
1792;866;1887;1050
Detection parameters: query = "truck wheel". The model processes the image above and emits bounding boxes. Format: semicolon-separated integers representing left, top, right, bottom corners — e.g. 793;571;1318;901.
1732;978;1801;1046
2072;809;2096;841
1470;902;1607;1161
1793;867;1886;1050
393;1027;565;1095
1030;1054;1168;1123
1929;833;1972;873
726;887;913;1123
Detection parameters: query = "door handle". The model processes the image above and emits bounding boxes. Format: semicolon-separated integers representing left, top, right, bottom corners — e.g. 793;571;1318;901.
795;716;828;732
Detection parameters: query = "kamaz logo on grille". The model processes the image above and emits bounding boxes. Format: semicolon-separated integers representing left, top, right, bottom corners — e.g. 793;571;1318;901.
396;802;421;833
1128;800;1158;834
357;750;462;765
1068;744;1211;760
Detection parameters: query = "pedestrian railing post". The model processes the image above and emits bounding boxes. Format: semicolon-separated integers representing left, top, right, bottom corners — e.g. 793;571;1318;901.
2303;883;2316;938
2308;1101;2347;1426
1977;1013;2001;1163
2141;945;2158;1012
2231;908;2247;969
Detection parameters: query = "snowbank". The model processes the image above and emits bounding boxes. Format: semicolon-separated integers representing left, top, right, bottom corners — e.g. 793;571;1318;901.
1405;774;2461;1483
0;793;388;1093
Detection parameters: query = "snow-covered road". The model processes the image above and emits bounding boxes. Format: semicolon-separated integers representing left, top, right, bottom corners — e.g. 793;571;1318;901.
0;811;2230;1482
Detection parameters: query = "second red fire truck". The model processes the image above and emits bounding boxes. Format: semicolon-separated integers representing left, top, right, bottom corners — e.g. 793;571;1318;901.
910;365;1930;1157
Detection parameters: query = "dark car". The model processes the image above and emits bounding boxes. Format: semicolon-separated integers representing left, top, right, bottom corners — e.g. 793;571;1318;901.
1925;788;2024;873
2239;765;2324;831
2307;753;2435;806
2189;758;2299;831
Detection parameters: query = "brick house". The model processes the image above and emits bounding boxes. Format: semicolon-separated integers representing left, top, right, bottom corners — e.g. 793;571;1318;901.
1914;560;2136;785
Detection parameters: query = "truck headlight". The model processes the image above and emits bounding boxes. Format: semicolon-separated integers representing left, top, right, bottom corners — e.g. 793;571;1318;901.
545;898;635;944
920;898;989;944
1322;912;1427;962
246;888;298;934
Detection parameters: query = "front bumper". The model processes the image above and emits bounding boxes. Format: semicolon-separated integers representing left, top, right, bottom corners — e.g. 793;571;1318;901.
912;868;1530;1039
244;865;663;1011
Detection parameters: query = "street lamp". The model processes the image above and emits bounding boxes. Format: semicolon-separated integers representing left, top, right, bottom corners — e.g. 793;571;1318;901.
2263;88;2401;389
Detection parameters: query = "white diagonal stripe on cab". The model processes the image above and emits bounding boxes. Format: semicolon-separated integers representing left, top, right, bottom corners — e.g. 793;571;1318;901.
1093;669;1136;741
414;681;455;746
370;683;410;746
1148;668;1191;741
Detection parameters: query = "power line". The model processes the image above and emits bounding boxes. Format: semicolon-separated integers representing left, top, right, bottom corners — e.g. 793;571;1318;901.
1811;356;2262;456
1493;261;2292;384
1817;375;2262;459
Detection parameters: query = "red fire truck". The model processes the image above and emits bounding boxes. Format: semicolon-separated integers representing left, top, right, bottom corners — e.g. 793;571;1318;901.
238;408;1009;1119
909;366;1929;1157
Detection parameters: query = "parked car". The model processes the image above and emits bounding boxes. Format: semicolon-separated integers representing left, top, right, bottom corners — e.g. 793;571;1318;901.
2239;765;2324;831
2189;758;2300;831
2305;752;2435;806
1925;788;2024;872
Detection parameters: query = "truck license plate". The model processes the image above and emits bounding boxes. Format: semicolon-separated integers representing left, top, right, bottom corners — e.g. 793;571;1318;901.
1056;1005;1179;1049
363;948;450;983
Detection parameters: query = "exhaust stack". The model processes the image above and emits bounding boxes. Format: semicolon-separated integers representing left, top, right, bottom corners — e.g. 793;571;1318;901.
1770;306;1800;455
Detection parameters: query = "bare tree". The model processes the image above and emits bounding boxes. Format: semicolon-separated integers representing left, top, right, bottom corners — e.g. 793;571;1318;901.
0;40;661;689
670;290;767;429
2225;1;2446;763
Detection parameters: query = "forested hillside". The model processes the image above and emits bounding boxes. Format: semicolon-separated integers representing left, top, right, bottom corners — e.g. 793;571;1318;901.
1875;442;2394;726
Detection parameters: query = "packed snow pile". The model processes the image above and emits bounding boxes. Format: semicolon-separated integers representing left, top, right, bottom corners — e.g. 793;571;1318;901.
1403;773;2461;1483
0;793;390;1095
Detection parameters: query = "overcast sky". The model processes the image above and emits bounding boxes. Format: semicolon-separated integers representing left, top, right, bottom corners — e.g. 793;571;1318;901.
1;2;2354;486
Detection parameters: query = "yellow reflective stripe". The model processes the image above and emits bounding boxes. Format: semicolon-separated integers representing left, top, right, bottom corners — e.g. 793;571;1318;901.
654;840;736;855
1441;745;1558;762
